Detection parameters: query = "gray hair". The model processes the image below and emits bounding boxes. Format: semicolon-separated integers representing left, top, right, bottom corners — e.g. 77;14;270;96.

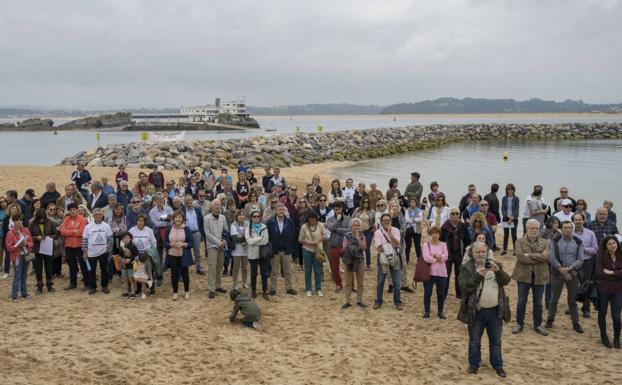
92;208;103;215
350;218;362;228
91;181;103;190
526;218;541;229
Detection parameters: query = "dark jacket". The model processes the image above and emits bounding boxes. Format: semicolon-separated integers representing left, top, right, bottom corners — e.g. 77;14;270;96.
512;235;550;285
29;219;58;254
595;252;622;295
163;226;194;267
267;216;295;255
229;291;261;322
182;206;205;239
501;195;520;222
458;193;482;216
40;191;61;209
440;220;470;259
87;192;109;211
457;260;511;325
484;192;501;223
116;190;133;210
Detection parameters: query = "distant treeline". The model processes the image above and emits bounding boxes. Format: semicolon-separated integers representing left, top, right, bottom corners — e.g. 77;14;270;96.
379;98;622;114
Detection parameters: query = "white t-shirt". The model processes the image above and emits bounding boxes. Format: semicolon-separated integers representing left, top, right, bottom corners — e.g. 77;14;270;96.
522;194;533;218
230;222;248;257
129;226;157;252
554;211;574;224
83;221;113;258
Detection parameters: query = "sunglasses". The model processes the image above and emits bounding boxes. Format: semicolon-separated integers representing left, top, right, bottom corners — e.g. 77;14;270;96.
290;189;297;191
48;208;57;212
450;212;460;215
132;201;141;204
473;220;482;224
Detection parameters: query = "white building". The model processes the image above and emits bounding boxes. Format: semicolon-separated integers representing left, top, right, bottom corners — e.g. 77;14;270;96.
180;98;248;122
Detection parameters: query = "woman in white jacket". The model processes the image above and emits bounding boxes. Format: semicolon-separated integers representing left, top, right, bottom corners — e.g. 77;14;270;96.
427;195;451;230
245;210;270;300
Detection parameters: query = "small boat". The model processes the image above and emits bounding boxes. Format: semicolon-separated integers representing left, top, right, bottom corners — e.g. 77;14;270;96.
265;128;277;132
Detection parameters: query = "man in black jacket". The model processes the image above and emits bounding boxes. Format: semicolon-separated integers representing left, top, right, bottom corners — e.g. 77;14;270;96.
87;181;108;211
40;182;60;210
267;204;297;296
440;207;471;299
484;183;501;223
458;184;482;221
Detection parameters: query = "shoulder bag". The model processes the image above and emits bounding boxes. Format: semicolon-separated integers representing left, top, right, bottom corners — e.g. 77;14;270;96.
258;227;273;259
413;242;432;283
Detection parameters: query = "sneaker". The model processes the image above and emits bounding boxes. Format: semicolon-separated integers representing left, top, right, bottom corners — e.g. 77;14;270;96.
11;298;18;303
423;313;430;319
317;290;324;297
286;289;298;295
215;287;227;294
467;366;478;374
88;289;96;295
534;326;549;336
373;303;381;310
64;284;76;291
129;294;136;300
496;368;507;378
102;287;109;294
357;302;368;309
184;291;191;300
512;324;524;334
395;304;404;311
306;291;312;298
341;303;352;309
141;293;147;299
437;313;446;320
172;293;178;301
252;321;263;332
242;284;249;289
2;273;9;280
147;280;153;288
401;287;414;293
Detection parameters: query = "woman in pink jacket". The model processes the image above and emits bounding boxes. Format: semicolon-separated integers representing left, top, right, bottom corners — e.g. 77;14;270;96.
422;226;449;319
6;214;34;302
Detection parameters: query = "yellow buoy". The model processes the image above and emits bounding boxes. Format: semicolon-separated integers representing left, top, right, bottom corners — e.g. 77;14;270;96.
503;151;509;161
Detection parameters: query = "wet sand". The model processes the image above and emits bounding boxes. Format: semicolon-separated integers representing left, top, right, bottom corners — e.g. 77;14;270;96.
0;162;620;385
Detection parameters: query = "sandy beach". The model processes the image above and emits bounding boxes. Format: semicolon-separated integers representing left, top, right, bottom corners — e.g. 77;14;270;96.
1;162;621;385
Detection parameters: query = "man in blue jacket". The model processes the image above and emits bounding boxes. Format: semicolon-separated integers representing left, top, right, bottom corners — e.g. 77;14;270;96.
183;194;205;275
267;204;297;296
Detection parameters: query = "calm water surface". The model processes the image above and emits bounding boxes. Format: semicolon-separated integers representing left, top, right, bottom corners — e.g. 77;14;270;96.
332;139;622;211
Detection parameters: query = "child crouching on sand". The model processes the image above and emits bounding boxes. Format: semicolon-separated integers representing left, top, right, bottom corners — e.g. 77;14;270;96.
229;289;262;331
119;232;139;299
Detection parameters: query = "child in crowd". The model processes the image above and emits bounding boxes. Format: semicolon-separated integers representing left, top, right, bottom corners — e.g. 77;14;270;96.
229;289;262;331
133;253;154;299
119;232;139;299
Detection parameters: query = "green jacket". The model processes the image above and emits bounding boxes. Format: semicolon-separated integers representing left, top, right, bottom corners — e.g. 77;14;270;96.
229;292;261;323
511;235;550;285
457;260;511;325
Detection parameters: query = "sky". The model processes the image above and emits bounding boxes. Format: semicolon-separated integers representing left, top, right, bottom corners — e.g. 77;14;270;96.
1;0;621;109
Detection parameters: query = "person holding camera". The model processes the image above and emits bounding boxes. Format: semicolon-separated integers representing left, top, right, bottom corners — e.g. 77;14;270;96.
511;219;550;336
545;221;586;333
373;213;403;310
458;241;511;378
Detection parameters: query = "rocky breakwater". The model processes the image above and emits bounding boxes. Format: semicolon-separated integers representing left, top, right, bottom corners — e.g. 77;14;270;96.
0;118;54;131
59;122;622;170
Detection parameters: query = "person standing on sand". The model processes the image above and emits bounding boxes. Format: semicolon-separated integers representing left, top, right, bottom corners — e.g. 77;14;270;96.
427;181;446;208
458;241;510;378
30;208;58;294
204;199;227;299
298;210;326;298
511;219;550;336
385;178;400;202
440;208;470;299
421;226;449;319
341;218;367;309
326;202;350;292
40;182;60;210
572;212;598;318
351;196;374;270
164;211;193;301
501;183;519;256
6;214;33;303
373;213;403;311
60;203;88;290
367;182;384;209
246;209;271;300
82;208;113;295
595;235;622;348
404;172;423;204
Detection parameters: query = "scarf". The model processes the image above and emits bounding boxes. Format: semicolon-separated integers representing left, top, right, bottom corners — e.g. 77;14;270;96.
252;223;262;235
441;220;464;254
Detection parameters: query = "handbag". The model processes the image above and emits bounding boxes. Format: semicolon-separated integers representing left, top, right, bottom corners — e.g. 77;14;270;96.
413;242;432;283
112;254;122;271
576;257;597;303
257;227;273;259
315;243;328;263
379;230;399;268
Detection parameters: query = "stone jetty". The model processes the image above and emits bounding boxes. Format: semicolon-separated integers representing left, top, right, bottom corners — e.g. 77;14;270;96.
58;122;622;170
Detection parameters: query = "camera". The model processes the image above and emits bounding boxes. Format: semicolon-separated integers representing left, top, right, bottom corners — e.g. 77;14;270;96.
484;259;492;269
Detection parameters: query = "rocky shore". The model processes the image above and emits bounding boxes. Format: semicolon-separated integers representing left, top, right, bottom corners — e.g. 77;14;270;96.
59;122;622;170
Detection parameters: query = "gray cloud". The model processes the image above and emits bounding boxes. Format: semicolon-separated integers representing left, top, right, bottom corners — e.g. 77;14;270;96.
0;0;621;108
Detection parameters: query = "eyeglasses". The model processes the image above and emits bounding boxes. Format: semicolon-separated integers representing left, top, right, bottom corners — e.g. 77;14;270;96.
319;199;326;202
564;205;573;208
473;220;482;224
251;215;261;218
132;201;141;204
270;201;278;204
480;204;488;206
290;188;297;191
48;208;57;212
450;212;460;215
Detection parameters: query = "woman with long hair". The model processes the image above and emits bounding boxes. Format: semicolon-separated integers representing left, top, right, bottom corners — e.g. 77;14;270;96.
245;210;270;299
328;179;345;207
427;195;451;230
595;236;622;348
163;211;194;301
29;208;58;294
501;183;520;256
422;226;449;319
6;214;33;302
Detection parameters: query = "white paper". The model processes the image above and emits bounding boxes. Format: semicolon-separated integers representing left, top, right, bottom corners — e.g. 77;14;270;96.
39;237;54;256
501;221;515;229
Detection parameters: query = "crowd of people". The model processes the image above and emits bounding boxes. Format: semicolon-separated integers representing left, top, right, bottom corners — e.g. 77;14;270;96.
2;163;621;377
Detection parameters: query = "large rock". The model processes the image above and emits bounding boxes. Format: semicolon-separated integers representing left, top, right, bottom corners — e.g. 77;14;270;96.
59;112;132;130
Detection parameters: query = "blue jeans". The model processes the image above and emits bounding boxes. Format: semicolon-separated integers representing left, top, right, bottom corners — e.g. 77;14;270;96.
3;249;10;274
11;256;30;299
375;264;401;305
423;275;447;314
363;229;372;267
516;275;544;327
468;307;503;370
302;249;323;291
